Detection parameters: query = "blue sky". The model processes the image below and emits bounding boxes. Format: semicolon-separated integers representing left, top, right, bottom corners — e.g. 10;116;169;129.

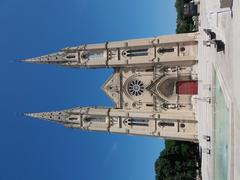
0;0;176;179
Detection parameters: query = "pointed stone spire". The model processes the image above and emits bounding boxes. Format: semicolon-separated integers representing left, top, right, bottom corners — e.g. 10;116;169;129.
24;111;67;123
18;32;198;68
19;52;71;65
24;108;81;126
23;106;198;142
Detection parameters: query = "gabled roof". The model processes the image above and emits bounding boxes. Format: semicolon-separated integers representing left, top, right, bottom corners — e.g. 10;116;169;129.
101;72;121;106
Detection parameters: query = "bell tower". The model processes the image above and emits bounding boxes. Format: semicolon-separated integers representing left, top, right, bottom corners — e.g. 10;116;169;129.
22;32;199;142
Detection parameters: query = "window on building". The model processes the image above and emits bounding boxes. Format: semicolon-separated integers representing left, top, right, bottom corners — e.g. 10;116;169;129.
157;48;175;54
158;122;175;127
84;117;106;123
81;51;106;60
127;119;148;126
122;48;148;57
69;117;78;121
66;55;76;59
128;79;144;96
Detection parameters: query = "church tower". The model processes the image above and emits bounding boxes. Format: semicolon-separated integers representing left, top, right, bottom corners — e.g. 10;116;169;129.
22;33;199;142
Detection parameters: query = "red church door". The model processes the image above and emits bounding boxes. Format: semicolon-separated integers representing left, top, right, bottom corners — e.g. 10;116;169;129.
176;81;198;95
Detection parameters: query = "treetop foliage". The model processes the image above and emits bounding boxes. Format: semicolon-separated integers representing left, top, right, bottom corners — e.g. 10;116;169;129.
175;0;195;33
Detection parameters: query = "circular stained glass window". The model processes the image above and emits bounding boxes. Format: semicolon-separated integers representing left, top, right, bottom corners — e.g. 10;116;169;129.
128;80;144;96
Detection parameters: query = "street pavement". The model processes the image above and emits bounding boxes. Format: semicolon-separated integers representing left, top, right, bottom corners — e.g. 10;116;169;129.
198;0;240;179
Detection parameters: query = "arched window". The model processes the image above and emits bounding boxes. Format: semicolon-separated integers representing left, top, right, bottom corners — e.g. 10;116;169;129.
127;119;148;126
122;48;148;57
128;79;144;96
84;117;106;123
69;117;78;121
81;51;106;60
66;55;76;59
158;122;175;127
157;48;174;54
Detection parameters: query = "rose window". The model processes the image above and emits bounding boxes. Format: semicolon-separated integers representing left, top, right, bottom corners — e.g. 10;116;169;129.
128;80;144;96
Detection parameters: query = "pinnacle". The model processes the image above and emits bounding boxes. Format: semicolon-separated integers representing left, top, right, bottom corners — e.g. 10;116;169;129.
24;111;69;124
18;52;67;64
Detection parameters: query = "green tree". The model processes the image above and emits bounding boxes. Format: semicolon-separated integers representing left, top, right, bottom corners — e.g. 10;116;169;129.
155;140;200;180
175;0;195;33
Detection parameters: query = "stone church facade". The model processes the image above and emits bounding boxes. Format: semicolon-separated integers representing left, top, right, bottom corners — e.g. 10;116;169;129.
22;33;199;142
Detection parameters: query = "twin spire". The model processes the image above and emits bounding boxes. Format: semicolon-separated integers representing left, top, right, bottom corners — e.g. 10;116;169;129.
19;33;199;142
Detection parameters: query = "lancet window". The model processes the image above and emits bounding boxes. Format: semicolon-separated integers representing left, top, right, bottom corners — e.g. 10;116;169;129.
127;119;149;126
81;51;106;60
84;117;106;123
158;122;175;127
157;47;175;54
122;48;148;57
